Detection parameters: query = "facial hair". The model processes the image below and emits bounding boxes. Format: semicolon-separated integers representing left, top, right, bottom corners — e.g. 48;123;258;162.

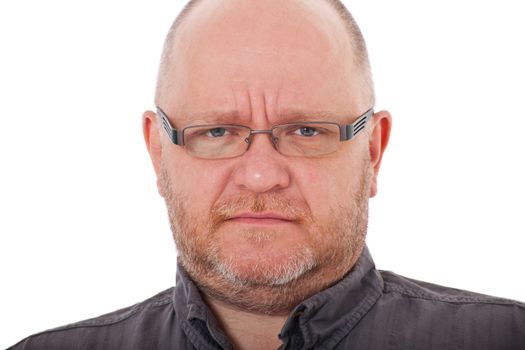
160;157;371;315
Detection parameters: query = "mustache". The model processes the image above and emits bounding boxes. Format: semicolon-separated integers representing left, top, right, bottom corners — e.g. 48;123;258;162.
210;193;312;229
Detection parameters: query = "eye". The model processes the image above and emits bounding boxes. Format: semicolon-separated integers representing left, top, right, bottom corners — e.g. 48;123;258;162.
294;126;319;137
206;127;229;137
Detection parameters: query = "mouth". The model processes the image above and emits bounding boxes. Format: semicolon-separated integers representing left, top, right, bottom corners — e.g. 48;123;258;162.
226;212;296;225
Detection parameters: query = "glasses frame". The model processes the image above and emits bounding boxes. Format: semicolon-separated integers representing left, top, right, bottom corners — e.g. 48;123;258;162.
156;106;374;157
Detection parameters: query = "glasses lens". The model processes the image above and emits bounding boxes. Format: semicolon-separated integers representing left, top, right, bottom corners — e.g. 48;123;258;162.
183;125;251;159
273;123;341;157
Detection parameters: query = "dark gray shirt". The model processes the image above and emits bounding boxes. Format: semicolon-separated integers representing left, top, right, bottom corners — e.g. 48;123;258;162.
9;247;525;349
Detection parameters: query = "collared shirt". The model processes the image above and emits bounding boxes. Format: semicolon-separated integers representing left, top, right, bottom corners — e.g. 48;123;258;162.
9;246;525;349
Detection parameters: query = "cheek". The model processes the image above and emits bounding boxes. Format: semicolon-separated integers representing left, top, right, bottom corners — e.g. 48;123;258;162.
293;159;361;218
293;163;339;215
165;154;232;213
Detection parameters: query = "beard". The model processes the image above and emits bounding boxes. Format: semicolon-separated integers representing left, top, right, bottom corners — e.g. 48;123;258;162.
160;157;371;315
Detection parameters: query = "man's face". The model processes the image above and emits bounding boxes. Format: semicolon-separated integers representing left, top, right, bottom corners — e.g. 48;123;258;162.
144;0;390;314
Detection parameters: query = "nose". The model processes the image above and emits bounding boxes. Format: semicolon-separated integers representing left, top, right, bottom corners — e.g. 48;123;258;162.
232;132;291;193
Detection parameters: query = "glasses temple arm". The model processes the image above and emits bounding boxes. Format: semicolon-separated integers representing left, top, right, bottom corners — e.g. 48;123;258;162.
156;107;180;145
340;108;374;141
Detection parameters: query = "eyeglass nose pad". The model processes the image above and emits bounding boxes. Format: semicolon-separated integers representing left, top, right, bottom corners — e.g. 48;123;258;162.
243;133;279;151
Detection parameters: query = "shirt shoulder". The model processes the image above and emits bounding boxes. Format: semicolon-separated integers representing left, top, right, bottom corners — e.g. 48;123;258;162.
380;269;525;307
375;270;525;347
333;271;525;349
8;287;177;350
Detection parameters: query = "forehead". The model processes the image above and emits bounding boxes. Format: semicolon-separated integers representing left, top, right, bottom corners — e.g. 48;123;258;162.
165;0;362;125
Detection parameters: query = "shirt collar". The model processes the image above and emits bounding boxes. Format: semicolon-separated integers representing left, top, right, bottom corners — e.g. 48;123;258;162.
173;245;383;349
279;245;384;348
173;265;233;349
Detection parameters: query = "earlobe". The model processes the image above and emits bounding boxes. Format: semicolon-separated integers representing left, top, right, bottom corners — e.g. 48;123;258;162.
368;110;392;197
142;110;163;195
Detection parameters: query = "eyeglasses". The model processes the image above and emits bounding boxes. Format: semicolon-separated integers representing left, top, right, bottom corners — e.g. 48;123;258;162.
156;106;373;159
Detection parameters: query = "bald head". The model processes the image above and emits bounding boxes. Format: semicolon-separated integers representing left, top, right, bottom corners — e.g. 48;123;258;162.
155;0;374;114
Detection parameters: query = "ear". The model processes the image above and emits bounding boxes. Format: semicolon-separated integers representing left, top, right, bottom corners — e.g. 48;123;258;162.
368;110;392;197
142;110;164;197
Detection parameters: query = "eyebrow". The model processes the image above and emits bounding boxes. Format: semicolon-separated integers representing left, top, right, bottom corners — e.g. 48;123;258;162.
179;109;346;126
277;109;344;123
181;110;243;125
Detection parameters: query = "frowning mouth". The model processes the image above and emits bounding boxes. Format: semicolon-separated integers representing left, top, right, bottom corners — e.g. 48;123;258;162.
226;212;296;225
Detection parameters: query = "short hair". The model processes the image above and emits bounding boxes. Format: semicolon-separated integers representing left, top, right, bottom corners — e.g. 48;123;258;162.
155;0;375;108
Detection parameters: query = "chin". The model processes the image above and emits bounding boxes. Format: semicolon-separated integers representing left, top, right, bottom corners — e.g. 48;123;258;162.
213;243;317;287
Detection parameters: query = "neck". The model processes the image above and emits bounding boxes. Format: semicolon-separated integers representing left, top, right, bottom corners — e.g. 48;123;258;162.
204;295;288;350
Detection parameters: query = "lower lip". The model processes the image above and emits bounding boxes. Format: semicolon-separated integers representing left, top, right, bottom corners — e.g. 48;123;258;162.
227;217;293;225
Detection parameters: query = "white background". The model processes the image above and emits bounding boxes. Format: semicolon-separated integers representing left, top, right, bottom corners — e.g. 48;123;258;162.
1;0;524;347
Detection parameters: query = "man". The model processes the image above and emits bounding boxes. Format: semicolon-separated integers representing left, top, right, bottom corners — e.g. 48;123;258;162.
9;0;525;349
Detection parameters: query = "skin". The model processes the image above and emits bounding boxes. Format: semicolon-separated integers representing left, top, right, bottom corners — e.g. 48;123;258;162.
143;0;391;349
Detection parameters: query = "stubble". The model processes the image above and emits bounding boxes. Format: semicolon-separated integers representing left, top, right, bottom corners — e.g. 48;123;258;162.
160;157;370;315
